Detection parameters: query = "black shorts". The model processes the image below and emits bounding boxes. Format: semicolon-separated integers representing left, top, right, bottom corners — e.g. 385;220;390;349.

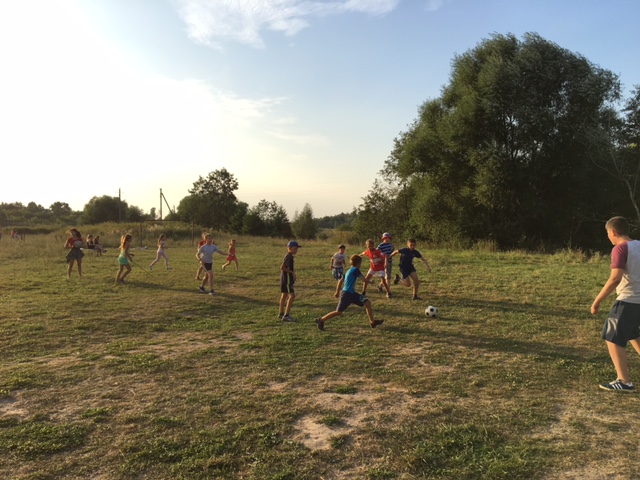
399;265;416;279
336;291;367;312
203;263;213;272
281;282;294;294
602;301;640;347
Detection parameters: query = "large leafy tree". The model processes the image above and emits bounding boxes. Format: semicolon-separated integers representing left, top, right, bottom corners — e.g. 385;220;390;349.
183;168;241;230
387;32;622;249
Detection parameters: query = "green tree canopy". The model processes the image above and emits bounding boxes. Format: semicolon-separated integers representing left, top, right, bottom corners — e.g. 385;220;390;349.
82;195;128;224
291;203;317;240
184;168;241;231
383;32;623;249
243;200;292;237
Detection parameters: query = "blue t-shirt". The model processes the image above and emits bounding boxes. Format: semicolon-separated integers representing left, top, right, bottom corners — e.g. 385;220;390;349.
397;247;423;271
342;266;363;294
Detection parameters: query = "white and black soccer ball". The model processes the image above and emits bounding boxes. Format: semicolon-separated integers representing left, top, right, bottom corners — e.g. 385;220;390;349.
425;306;438;318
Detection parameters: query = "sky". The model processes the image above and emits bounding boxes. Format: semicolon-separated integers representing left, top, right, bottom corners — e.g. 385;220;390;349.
1;0;639;219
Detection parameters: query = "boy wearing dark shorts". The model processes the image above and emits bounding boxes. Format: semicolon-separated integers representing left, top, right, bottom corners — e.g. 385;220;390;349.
315;254;383;331
279;241;300;322
592;216;640;392
390;239;432;300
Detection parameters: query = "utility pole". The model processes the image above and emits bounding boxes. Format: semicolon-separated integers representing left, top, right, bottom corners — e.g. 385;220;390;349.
118;188;122;223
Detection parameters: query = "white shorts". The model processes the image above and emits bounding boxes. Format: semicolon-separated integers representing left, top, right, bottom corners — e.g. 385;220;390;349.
367;269;386;278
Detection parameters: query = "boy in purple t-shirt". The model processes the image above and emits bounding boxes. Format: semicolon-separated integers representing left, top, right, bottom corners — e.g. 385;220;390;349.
592;216;640;392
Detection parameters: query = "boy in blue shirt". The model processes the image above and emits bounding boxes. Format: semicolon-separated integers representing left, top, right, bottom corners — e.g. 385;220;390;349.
315;254;383;331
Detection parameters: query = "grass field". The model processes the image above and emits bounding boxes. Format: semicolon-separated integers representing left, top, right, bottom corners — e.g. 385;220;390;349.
1;233;639;479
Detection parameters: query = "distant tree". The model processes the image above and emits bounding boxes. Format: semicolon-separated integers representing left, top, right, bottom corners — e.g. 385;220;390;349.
243;199;291;237
291;203;317;240
50;202;72;216
317;211;358;229
82;195;128;224
229;201;248;234
149;207;157;220
127;206;145;222
187;168;241;230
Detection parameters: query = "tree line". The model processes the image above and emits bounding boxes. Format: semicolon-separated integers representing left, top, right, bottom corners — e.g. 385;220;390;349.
3;32;639;250
354;32;640;251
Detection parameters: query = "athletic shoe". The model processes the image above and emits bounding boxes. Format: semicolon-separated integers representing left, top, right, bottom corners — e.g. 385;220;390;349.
208;290;215;296
370;319;384;328
315;318;325;331
198;286;206;293
166;267;172;271
278;312;284;320
412;295;422;301
386;293;392;299
393;274;400;285
282;315;296;322
599;379;635;392
149;266;153;271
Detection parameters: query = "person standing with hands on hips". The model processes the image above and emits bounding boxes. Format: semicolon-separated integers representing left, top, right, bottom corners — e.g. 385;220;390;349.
591;216;640;392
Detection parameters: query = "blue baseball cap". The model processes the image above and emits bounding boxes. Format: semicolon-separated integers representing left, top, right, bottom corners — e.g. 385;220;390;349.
287;241;301;248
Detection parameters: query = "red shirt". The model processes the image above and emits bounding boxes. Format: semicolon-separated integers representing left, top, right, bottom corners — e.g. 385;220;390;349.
362;248;386;271
66;236;83;248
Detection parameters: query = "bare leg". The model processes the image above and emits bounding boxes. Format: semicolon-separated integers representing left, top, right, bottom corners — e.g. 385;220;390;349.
77;259;82;277
121;265;132;282
320;310;343;324
409;272;420;297
67;260;74;278
607;341;631;383
362;274;373;294
279;293;288;314
364;300;375;323
285;293;296;315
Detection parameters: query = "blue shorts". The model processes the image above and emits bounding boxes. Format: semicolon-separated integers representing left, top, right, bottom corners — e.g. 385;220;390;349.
336;291;367;312
602;301;640;347
332;267;344;280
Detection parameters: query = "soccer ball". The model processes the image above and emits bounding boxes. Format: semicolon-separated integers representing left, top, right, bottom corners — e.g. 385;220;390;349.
425;306;438;318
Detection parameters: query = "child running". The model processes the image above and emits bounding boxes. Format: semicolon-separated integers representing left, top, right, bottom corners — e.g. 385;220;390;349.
115;234;133;284
196;234;225;295
315;254;384;331
330;245;347;298
195;232;207;280
222;239;238;271
390;239;432;300
377;232;394;293
64;228;84;278
361;239;391;298
149;234;171;271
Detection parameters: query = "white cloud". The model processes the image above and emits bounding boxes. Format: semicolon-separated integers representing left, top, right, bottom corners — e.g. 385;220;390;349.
175;0;400;49
424;0;451;12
